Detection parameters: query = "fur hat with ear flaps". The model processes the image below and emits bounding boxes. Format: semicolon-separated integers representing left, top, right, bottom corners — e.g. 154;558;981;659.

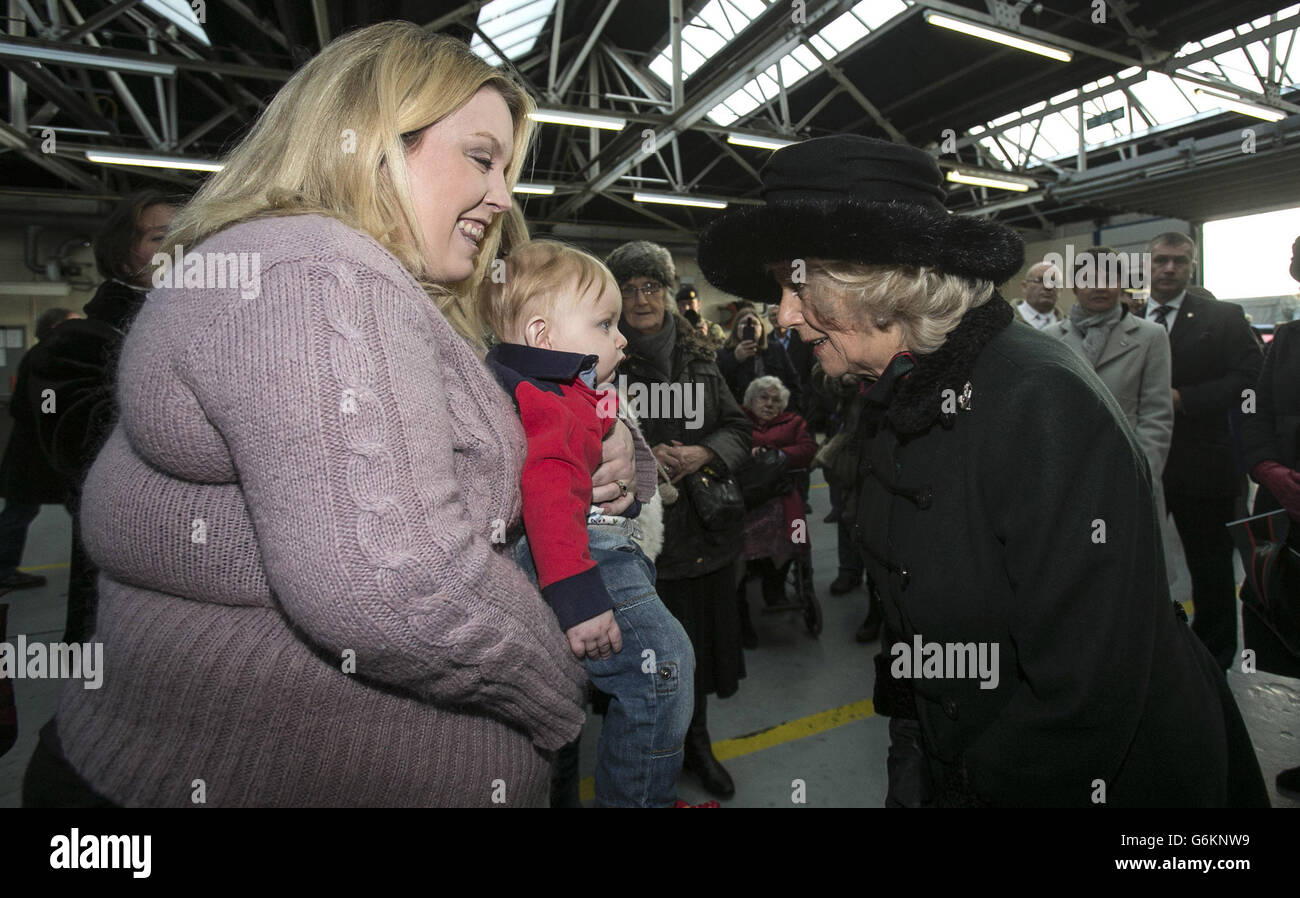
697;135;1024;304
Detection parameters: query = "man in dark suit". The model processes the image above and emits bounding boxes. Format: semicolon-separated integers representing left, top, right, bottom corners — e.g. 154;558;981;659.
1145;232;1263;669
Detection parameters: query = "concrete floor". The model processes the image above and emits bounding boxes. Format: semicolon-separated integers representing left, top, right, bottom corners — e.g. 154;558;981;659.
1;475;1296;808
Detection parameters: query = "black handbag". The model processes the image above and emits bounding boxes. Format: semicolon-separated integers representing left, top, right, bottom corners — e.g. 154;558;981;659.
736;447;793;509
683;464;744;530
1230;509;1300;656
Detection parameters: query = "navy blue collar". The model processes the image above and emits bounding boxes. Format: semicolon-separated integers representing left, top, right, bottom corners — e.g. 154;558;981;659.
486;343;600;388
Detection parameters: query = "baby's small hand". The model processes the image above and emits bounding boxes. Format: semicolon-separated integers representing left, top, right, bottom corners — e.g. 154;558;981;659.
566;610;622;660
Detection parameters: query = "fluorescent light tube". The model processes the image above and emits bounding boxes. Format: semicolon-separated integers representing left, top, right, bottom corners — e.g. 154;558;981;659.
1194;89;1286;122
727;132;796;150
924;12;1072;63
84;150;223;172
945;169;1035;192
633;191;728;209
0;40;178;76
513;182;555;195
528;109;626;130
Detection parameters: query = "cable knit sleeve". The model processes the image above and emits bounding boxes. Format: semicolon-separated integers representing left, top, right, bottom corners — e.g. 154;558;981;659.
178;257;586;751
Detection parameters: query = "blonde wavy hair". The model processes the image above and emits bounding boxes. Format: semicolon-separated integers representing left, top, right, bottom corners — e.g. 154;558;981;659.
164;21;535;347
774;260;994;354
485;239;617;342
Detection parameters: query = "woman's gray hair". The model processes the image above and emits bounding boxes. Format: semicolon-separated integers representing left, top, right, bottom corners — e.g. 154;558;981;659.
799;261;995;355
744;375;790;412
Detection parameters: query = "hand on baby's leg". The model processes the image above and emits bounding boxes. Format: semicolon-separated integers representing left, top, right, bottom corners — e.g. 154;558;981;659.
566;610;623;661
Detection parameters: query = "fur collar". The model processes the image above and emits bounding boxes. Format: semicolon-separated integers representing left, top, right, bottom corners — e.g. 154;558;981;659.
883;296;1015;436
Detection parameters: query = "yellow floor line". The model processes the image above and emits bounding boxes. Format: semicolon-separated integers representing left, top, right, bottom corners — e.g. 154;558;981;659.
16;562;70;572
578;697;876;803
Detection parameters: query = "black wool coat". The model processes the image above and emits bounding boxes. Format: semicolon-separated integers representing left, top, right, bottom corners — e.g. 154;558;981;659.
0;348;67;505
1163;287;1263;499
23;279;145;504
620;313;752;581
717;341;803;412
853;297;1267;807
1239;319;1300;675
1242;318;1300;478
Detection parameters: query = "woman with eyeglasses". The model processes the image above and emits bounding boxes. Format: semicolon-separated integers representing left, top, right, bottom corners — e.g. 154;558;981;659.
608;240;752;800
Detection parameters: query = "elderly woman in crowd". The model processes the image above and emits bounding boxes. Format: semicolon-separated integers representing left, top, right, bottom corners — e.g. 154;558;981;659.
736;376;816;648
698;134;1268;807
25;23;651;808
608;240;751;800
717;303;802;411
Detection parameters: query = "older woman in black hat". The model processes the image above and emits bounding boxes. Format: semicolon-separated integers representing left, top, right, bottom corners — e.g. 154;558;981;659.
607;240;751;800
698;135;1268;807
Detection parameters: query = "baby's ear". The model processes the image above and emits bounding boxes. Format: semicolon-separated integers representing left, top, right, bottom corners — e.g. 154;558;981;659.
524;315;550;350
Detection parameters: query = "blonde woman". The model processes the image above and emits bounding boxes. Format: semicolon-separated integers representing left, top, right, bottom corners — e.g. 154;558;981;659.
24;23;651;807
698;135;1267;807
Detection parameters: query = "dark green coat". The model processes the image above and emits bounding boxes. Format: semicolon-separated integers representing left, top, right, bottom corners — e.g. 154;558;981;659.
855;298;1267;807
620;313;751;581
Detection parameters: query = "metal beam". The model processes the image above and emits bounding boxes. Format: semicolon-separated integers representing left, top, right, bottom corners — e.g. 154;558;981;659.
176;104;237;152
547;0;563;99
602;191;693;234
424;0;493;34
554;0;620;99
804;40;905;142
5;59;113;133
57;0;143;42
310;0;329;48
719;1;912;137
669;0;682;112
952;12;1300;153
0;118;102;190
551;0;858;218
603;42;666;105
219;0;290;52
3;30;292;80
56;0;164;147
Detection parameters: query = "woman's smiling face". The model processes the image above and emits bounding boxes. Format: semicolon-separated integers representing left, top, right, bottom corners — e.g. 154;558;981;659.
404;86;515;284
775;268;908;379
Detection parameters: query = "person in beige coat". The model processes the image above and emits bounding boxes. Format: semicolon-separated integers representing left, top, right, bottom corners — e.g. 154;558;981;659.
1044;246;1190;601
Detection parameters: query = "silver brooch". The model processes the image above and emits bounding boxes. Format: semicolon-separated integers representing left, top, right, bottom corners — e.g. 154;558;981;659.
958;381;973;411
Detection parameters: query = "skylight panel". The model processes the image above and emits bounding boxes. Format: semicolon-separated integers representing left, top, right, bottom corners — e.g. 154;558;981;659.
820;10;870;51
778;55;809;84
685;23;729;58
808;33;836;58
470;0;556;65
854;0;910;30
697;1;741;39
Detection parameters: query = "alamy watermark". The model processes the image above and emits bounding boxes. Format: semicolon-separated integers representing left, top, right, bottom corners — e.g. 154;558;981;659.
890;634;1000;690
597;375;705;429
1041;247;1151;290
0;636;103;689
50;829;150;878
152;244;262;299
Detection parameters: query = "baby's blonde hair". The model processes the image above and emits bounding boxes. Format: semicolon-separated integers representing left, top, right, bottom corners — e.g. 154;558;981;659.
486;240;618;341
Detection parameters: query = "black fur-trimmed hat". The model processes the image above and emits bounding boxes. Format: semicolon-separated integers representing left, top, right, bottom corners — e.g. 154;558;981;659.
697;135;1024;303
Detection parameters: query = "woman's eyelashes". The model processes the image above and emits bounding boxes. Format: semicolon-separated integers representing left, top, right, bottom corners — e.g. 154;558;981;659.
470;151;493;170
